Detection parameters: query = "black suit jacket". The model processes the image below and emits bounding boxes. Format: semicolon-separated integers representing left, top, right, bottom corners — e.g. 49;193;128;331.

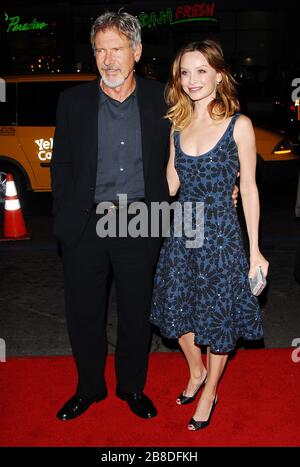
51;76;170;264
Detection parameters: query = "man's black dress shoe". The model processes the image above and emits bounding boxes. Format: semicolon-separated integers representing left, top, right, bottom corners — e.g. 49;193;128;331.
56;394;107;421
116;388;157;419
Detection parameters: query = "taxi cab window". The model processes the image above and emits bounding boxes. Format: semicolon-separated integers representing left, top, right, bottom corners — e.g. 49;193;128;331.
17;81;82;126
0;83;17;126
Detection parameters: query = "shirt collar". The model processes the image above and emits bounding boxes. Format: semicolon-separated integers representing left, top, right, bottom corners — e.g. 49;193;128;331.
99;78;137;105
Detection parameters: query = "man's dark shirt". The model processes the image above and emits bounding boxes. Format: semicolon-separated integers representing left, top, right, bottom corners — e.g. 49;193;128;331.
94;83;145;203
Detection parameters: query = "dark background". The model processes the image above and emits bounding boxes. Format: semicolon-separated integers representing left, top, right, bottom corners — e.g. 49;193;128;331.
2;0;300;132
1;0;300;89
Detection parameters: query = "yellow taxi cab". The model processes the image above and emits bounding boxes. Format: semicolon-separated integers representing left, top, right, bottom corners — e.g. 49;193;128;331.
255;126;299;184
0;73;298;203
0;73;95;204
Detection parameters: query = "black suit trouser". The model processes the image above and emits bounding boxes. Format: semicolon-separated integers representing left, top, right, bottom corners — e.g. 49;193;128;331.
61;208;154;399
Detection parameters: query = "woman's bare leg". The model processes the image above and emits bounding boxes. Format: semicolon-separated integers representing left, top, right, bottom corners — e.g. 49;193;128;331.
188;351;228;427
177;332;207;402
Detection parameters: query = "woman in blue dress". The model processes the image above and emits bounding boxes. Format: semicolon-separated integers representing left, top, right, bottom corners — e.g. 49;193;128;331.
150;40;269;431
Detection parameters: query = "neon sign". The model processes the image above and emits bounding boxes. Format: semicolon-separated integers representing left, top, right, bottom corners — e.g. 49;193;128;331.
138;2;217;29
5;12;48;33
138;9;173;29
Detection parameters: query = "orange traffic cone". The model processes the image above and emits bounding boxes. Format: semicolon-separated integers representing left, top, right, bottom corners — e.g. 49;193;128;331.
0;173;30;241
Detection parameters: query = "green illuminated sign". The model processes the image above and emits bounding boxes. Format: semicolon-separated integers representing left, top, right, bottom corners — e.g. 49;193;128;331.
138;9;173;29
138;3;217;29
5;12;48;33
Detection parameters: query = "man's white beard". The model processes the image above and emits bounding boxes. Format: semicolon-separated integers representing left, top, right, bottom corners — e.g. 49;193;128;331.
101;73;125;89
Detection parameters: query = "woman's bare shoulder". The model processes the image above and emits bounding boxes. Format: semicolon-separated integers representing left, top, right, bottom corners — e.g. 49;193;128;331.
234;114;255;143
234;114;253;130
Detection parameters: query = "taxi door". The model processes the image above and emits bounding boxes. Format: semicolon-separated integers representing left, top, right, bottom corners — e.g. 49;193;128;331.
16;81;68;191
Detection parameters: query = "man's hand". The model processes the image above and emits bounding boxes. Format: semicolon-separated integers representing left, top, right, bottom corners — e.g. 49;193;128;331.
232;173;240;207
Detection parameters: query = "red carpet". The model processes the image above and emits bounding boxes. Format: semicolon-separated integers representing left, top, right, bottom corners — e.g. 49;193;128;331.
0;349;299;447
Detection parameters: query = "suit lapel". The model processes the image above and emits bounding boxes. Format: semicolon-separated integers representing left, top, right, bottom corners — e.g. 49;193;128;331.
136;77;153;181
87;79;100;178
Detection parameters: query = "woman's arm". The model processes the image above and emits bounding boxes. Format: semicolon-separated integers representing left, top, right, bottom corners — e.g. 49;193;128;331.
167;133;180;196
234;115;269;278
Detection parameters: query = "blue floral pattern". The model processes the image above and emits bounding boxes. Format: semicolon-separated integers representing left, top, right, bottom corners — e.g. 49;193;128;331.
150;113;263;353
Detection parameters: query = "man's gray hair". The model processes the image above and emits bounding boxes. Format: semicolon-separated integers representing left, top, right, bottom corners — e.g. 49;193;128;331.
90;10;141;53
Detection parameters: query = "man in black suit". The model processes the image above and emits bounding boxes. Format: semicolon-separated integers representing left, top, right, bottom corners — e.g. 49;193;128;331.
51;11;170;421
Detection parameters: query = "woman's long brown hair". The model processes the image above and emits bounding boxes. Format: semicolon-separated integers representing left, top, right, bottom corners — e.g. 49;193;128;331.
165;39;240;131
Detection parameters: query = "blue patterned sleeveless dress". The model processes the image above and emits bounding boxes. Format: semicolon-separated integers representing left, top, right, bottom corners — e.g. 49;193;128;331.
150;113;263;353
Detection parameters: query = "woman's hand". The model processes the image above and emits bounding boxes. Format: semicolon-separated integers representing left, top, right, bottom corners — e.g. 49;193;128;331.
232;184;239;207
231;172;240;208
249;251;269;279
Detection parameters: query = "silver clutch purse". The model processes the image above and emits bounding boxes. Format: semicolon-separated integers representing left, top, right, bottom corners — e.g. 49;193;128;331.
249;266;267;296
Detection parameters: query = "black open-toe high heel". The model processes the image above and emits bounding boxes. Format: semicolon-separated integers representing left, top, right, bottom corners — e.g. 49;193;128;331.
176;374;207;405
188;395;218;431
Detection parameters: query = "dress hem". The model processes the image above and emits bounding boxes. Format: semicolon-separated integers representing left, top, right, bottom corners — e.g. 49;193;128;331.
150;320;263;354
